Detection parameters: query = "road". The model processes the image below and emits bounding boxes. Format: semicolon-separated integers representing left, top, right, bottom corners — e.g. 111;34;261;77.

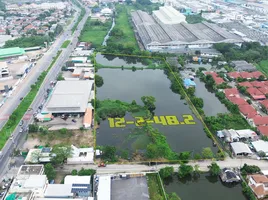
59;157;268;174
0;1;90;177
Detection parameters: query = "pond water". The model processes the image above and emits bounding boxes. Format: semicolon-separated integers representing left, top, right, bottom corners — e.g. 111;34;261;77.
194;78;229;116
96;68;217;153
96;53;157;68
164;174;246;200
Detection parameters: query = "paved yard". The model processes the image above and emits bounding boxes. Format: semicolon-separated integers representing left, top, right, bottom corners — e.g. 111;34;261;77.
111;177;149;200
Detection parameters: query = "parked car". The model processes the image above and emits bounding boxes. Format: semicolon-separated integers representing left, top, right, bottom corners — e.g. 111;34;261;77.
98;163;106;167
72;119;77;123
19;120;23;126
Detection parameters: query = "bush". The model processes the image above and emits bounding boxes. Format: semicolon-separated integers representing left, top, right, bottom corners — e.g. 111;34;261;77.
159;166;174;179
78;168;96;176
241;164;261;175
71;169;78;175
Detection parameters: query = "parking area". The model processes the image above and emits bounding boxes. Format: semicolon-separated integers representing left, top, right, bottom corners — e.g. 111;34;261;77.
111;177;149;200
38;116;83;130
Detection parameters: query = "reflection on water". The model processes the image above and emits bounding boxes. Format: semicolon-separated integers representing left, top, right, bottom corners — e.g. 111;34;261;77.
164;174;246;200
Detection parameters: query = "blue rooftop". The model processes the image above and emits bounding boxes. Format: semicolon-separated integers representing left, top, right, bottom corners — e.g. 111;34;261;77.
184;78;196;87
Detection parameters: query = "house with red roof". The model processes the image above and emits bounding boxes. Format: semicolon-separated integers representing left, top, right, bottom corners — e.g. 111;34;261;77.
257;126;268;137
247;87;266;100
204;71;224;85
228;72;241;79
258;87;268;96
250;81;265;88
238;82;252;88
251;116;268;127
224;88;240;98
252;71;265;79
239;105;258;119
240;72;253;79
0;29;5;35
227;96;248;106
205;71;217;78
260;100;268;114
248;174;268;199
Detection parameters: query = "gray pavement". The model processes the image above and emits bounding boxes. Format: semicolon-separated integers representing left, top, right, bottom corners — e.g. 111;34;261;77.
0;0;90;178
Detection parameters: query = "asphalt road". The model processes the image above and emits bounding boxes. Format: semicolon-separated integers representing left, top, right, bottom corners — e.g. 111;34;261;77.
0;2;90;177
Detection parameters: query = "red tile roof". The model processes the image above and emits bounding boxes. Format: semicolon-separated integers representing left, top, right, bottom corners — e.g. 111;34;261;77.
253;116;268;126
224;88;240;98
257;126;268;136
263;81;268;87
239;105;257;119
214;77;225;85
258;86;268;95
260;99;268;110
247;87;265;100
250;81;265;88
240;72;253;79
238;82;252;88
205;71;218;78
228;72;241;79
227;96;248;105
252;71;265;79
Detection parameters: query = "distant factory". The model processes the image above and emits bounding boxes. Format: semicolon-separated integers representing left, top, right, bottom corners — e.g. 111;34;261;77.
131;6;243;51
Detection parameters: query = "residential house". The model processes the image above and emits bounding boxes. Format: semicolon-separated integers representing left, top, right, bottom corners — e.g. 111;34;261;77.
257;126;268;137
247;87;265;100
239;104;258;119
240;72;253;79
250;81;265;88
252;71;265;79
0;29;5;35
224;88;240;98
230;142;252;156
67;145;94;164
227;72;241;80
238;82;253;88
258;86;268;95
248;174;268;199
251;116;268;127
227;96;248;106
252;140;268;155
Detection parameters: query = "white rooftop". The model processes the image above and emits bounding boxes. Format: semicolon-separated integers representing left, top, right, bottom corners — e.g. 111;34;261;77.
24;175;47;188
64;175;91;185
153;6;186;24
252;140;268;153
44;184;73;198
44;81;93;113
97;176;111;200
230;142;252;155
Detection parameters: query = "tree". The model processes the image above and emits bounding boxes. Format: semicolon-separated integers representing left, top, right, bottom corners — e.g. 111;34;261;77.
95;74;104;87
168;193;181;200
44;163;56;180
193;164;201;177
178;164;193;178
141;96;156;111
191;97;204;109
29;124;39;132
159;166;174;179
205;74;216;88
57;73;65;81
241;164;261;175
6;28;10;35
246;99;252;104
259;75;265;81
187;87;195;96
78;168;96;176
208;162;221;176
178;151;191;162
258;151;266;157
71;169;78;175
194;153;202;160
102;145;117;162
51;146;72;165
202;147;214;159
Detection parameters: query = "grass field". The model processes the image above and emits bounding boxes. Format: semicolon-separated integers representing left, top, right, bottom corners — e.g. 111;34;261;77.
111;5;139;50
61;40;70;48
0;51;62;150
147;173;166;200
80;18;112;47
257;60;268;76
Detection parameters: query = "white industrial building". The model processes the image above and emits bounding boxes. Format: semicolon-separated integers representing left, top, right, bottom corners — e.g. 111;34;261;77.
42;80;94;115
97;176;111;200
230;142;253;157
152;6;186;25
67;145;94;164
132;9;243;51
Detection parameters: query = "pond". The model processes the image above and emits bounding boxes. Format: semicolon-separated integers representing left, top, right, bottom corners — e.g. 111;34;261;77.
96;67;217;154
96;53;159;68
164;174;246;200
194;78;229;116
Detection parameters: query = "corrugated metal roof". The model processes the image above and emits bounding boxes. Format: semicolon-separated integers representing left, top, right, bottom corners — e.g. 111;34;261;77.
0;47;25;58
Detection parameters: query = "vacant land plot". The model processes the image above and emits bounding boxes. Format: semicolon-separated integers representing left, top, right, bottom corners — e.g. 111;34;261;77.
23;129;93;149
110;5;139;49
146;173;166;200
80;19;112;47
257;60;268;76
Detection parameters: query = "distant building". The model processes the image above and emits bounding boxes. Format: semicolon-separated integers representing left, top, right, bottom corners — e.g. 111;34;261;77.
230;60;257;72
184;78;196;88
0;47;25;59
152;6;186;25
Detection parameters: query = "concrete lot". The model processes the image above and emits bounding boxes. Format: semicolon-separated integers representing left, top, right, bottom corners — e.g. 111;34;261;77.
39;116;83;130
111;177;149;200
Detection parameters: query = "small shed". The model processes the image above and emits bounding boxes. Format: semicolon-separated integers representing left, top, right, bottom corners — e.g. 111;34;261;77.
230;142;252;156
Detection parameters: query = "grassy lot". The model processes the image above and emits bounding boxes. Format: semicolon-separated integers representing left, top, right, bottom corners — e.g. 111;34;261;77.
147;173;166;200
61;40;70;48
24;130;94;149
257;60;268;76
80;19;112;47
0;51;62;150
111;4;139;49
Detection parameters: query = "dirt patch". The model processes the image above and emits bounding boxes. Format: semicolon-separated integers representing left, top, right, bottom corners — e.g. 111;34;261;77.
23;129;94;149
55;171;70;184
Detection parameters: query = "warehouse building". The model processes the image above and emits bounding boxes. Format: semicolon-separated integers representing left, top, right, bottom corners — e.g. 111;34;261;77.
0;47;25;59
152;6;186;25
42;80;94;115
131;10;243;51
